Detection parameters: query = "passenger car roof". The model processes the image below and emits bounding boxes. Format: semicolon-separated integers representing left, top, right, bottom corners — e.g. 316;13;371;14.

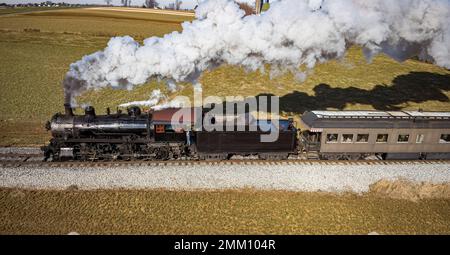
301;111;450;130
311;110;450;119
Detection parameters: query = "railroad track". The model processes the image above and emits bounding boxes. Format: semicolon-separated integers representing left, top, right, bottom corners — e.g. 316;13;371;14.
1;153;449;167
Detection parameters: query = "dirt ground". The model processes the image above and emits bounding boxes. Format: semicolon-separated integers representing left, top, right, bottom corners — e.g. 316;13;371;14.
88;7;195;17
1;182;450;235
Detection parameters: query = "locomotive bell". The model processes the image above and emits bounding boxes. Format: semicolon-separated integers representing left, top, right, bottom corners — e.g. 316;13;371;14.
84;106;96;118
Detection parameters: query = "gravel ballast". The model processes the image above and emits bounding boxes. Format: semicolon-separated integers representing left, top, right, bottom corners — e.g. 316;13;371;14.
0;147;41;154
1;163;449;192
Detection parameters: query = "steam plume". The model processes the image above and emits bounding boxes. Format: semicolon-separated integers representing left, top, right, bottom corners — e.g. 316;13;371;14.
64;0;450;106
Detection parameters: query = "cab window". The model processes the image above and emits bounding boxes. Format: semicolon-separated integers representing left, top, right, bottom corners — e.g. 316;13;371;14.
341;134;353;143
397;134;410;143
326;134;338;143
416;134;424;144
155;125;165;134
356;134;369;143
440;134;450;143
376;134;388;143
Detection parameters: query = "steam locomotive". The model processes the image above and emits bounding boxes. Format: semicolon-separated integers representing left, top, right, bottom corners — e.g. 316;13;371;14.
42;104;450;161
42;104;297;161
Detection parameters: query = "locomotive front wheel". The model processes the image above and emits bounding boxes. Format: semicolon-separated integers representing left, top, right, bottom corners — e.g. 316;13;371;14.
42;147;58;162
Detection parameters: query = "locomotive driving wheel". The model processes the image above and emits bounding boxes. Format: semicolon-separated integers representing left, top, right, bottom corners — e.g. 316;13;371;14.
155;148;170;160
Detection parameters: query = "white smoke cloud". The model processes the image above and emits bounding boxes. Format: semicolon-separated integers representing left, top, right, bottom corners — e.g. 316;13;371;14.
118;88;191;111
151;96;191;110
64;0;450;106
119;89;166;107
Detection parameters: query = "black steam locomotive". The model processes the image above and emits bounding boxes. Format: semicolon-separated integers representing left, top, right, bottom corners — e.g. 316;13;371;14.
42;104;450;161
41;104;297;161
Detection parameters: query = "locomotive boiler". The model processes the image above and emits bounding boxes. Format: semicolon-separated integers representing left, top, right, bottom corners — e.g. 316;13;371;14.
42;104;188;161
50;104;149;137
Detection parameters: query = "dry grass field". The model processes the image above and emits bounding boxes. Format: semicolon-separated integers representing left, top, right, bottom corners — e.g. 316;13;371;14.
0;7;76;16
0;7;449;147
1;187;449;234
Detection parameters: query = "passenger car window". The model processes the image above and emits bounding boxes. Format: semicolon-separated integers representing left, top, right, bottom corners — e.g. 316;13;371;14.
356;134;369;143
440;134;450;143
416;134;424;144
397;134;409;143
376;134;388;143
341;134;353;143
326;134;338;143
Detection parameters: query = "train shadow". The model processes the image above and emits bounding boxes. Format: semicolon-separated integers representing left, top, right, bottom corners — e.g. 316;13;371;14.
255;71;450;114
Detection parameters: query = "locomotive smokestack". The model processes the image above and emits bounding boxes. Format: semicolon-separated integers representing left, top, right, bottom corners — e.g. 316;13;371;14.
64;103;74;116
